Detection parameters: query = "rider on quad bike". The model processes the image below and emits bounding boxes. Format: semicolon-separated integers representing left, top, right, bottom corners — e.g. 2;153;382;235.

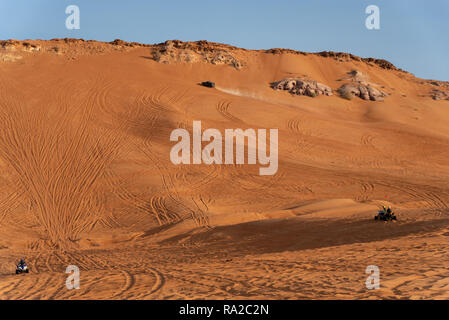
16;258;29;274
375;206;397;221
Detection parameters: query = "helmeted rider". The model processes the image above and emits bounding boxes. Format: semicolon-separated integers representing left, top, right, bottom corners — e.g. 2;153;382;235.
18;258;26;267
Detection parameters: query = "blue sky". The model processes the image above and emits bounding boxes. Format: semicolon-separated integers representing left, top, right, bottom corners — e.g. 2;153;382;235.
1;0;448;80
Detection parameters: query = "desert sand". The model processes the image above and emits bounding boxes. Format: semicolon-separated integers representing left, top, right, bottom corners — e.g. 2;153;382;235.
0;39;449;299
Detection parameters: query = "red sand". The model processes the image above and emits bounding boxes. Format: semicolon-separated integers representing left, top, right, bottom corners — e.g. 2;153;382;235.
0;39;448;299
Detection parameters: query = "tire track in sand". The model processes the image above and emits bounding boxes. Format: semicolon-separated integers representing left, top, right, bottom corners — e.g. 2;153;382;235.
286;118;315;154
216;100;244;124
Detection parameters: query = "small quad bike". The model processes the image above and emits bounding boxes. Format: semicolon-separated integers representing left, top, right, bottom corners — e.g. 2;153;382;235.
200;81;215;88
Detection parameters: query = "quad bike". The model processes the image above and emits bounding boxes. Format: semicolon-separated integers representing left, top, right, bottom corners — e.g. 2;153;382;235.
200;81;215;88
374;210;397;221
16;263;29;274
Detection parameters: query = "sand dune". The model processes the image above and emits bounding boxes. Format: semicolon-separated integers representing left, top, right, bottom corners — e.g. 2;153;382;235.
0;39;448;299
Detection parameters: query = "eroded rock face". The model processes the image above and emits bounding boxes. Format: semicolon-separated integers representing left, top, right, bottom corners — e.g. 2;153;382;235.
0;38;147;63
430;89;449;100
338;82;387;101
270;78;333;97
151;40;245;70
1;40;41;52
0;53;22;62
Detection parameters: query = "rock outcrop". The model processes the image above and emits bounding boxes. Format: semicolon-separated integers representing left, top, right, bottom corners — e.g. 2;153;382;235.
1;40;40;52
264;48;405;72
338;82;387;101
0;38;151;63
271;78;333;97
337;70;388;101
151;40;245;70
430;89;449;100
